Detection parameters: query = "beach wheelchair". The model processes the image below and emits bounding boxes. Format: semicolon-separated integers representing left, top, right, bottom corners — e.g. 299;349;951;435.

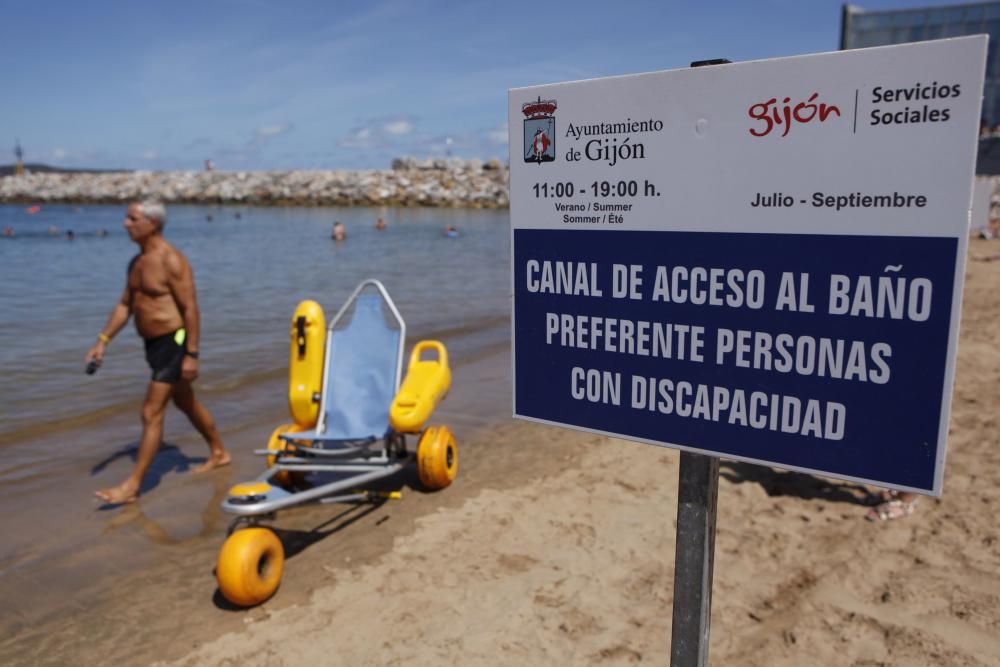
216;279;457;607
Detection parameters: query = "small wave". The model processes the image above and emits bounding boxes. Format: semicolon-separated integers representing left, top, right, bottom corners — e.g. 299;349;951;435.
0;320;511;451
0;402;132;449
409;313;510;342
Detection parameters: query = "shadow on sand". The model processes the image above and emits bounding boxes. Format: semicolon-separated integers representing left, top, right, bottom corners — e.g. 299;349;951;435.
90;441;209;509
211;467;423;611
719;460;879;507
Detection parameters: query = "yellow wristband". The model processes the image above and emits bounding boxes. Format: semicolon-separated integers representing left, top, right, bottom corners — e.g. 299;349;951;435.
98;333;111;344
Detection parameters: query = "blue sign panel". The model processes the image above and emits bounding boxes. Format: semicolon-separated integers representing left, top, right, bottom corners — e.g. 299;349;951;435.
514;229;955;492
509;38;988;495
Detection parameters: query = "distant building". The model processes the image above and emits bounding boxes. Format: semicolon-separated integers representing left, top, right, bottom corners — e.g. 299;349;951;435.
14;139;24;176
840;2;1000;124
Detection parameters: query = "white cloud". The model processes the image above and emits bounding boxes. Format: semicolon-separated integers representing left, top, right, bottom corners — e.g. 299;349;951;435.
142;149;159;160
242;123;294;154
486;122;508;146
52;148;68;160
256;123;291;137
383;119;414;136
339;115;418;150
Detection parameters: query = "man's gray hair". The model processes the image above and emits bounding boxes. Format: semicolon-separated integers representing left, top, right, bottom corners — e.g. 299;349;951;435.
137;200;167;227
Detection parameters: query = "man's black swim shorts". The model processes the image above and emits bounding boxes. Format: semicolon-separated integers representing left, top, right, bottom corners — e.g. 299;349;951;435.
144;328;186;383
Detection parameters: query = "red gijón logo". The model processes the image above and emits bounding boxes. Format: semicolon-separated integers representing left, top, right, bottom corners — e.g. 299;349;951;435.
748;93;841;137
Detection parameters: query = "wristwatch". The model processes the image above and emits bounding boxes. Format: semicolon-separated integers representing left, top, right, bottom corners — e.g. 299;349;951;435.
185;350;200;359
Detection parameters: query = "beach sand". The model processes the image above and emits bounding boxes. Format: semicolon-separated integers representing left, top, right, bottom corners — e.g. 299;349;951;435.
5;239;1000;666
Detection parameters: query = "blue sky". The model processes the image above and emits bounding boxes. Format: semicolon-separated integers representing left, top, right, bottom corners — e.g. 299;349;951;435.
0;0;977;170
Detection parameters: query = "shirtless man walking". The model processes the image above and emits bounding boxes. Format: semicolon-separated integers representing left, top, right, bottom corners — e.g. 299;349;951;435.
86;201;230;504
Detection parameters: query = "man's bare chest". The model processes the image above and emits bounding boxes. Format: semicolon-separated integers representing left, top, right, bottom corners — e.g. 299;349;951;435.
129;258;171;298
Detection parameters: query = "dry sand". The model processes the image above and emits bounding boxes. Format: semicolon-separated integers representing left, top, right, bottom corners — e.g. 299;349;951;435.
154;240;1000;666
6;240;1000;666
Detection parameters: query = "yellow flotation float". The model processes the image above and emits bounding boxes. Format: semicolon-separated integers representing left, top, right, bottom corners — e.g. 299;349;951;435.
216;527;285;607
390;340;451;433
288;300;325;428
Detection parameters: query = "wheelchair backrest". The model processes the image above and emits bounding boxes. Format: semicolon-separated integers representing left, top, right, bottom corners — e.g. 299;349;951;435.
318;284;404;440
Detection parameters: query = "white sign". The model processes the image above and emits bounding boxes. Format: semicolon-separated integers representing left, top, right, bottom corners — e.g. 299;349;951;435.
509;37;987;495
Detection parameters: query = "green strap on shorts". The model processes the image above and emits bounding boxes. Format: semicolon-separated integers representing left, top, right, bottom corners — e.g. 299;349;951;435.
174;328;187;346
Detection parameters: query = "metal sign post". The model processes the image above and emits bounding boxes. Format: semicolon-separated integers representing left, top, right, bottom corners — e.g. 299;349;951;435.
670;451;719;666
668;58;728;667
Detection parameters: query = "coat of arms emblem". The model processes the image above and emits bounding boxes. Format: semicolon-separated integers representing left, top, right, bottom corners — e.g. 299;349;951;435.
522;97;557;164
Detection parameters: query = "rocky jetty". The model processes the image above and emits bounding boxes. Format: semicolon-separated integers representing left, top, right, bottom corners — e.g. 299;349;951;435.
0;158;509;208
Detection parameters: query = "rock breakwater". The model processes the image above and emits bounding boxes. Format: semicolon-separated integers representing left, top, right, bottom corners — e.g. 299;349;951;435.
0;158;509;208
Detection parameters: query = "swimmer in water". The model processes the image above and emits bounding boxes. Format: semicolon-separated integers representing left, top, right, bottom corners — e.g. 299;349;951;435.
332;221;346;241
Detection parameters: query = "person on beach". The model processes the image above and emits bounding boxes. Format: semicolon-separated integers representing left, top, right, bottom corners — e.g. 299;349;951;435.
332;221;346;241
85;201;230;505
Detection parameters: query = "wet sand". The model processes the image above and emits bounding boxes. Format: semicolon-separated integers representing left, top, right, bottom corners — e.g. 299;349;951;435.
0;345;537;666
5;240;1000;666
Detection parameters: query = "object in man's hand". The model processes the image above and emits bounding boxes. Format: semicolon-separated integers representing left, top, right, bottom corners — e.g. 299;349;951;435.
85;360;100;375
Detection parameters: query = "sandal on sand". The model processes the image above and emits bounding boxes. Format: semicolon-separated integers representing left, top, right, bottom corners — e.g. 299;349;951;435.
865;498;917;522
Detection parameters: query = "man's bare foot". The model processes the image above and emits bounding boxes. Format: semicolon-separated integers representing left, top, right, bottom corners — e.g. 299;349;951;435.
95;482;139;505
191;450;232;473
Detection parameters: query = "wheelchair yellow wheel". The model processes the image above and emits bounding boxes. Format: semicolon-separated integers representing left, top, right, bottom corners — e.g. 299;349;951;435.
216;527;285;607
416;425;457;490
267;423;306;487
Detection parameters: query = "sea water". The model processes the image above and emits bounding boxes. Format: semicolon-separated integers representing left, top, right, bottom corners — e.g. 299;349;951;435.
0;203;511;467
